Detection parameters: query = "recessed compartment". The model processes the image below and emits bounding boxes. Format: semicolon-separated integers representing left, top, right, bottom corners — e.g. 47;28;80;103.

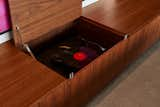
8;0;123;79
29;17;124;78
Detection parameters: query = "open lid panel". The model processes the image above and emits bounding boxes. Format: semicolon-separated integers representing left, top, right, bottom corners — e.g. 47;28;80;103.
8;0;81;47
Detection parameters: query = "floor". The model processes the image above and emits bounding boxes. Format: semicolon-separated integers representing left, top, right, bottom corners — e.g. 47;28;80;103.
86;40;160;107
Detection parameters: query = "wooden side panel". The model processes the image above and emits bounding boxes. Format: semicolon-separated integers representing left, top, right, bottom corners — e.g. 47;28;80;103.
30;15;160;107
8;0;81;47
0;41;65;107
125;15;160;64
30;33;128;107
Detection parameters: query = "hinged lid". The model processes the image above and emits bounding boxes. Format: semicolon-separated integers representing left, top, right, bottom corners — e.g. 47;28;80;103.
8;0;81;47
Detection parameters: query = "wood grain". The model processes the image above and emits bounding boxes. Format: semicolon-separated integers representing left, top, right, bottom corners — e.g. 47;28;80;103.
0;41;65;107
83;0;160;35
29;28;128;107
8;0;81;47
30;14;160;107
124;15;160;65
1;0;160;107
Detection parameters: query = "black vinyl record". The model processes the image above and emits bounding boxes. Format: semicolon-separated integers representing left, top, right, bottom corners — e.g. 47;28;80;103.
36;35;105;78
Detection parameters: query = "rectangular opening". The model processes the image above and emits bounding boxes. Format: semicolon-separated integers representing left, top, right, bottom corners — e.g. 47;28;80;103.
29;17;124;78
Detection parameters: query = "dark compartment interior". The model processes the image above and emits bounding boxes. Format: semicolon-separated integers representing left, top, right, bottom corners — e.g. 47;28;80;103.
29;17;124;78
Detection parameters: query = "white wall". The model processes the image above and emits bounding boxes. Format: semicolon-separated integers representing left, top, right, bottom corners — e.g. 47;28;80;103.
0;31;12;44
82;0;98;8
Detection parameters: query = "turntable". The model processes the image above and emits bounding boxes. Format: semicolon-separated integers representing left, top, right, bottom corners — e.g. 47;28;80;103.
32;35;106;78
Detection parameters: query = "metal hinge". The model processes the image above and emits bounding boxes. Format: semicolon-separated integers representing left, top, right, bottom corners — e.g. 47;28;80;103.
124;34;129;40
15;24;24;45
15;25;36;59
69;72;74;79
23;44;36;59
15;25;22;38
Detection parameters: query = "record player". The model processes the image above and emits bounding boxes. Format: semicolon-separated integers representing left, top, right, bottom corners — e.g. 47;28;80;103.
32;34;106;78
7;0;160;106
8;0;125;106
8;0;123;78
27;17;123;78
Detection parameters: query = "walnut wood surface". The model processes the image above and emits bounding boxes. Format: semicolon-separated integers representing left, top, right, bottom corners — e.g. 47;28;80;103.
1;0;160;107
0;41;65;107
83;0;160;35
124;16;160;64
30;15;160;107
8;0;81;47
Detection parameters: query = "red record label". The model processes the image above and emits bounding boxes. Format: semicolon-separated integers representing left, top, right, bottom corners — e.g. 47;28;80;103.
73;52;87;61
